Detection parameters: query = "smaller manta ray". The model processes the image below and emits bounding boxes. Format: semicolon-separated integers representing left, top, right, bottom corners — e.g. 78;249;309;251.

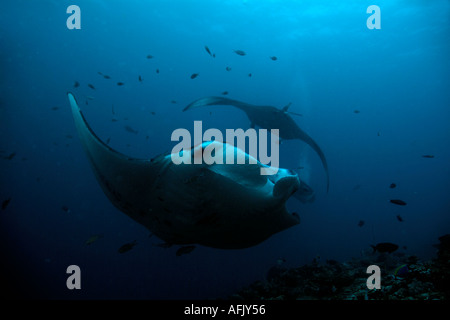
67;93;309;249
183;96;329;192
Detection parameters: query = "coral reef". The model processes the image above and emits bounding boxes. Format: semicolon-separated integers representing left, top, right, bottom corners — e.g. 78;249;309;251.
229;236;450;300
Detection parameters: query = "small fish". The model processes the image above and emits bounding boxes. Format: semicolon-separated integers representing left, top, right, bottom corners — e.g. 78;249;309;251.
124;125;138;134
61;205;71;213
111;118;118;122
390;199;407;206
150;111;156;115
389;183;396;189
2;198;11;210
396;215;404;222
118;240;137;253
117;82;124;86
270;56;278;60
97;71;103;76
226;67;232;71
106;137;111;144
377;131;381;136
146;54;154;59
73;81;80;88
353;110;360;114
248;73;252;77
357;220;365;227
371;242;399;254
103;75;111;79
422;155;434;158
170;100;177;104
176;245;196;256
66;134;73;139
88;84;96;90
204;45;213;57
3;152;16;160
51;107;59;111
234;49;246;56
138;75;143;82
85;234;103;245
86;96;95;100
111;105;115;115
156;69;160;74
190;73;199;79
221;91;229;95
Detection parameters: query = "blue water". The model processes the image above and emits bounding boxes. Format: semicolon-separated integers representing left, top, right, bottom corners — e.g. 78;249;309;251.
1;0;449;299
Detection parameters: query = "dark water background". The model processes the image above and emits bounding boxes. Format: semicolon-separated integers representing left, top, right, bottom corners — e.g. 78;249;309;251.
0;0;449;299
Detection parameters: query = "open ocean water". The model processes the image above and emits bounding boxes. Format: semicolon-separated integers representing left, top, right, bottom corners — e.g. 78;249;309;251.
0;0;449;301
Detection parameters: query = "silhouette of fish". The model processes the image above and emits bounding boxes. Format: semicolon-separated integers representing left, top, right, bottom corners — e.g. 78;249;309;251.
390;199;407;206
118;240;137;253
371;242;399;253
204;45;214;57
234;50;246;56
124;125;138;134
3;152;16;160
2;198;11;210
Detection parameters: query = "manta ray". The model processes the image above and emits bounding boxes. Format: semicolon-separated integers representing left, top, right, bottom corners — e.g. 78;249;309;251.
183;96;329;192
67;93;311;249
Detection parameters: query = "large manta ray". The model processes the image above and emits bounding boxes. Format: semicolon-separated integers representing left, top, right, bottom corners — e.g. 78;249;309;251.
183;96;329;192
67;93;311;249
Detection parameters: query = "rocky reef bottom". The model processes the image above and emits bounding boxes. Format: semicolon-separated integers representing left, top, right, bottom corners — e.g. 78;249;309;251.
229;236;450;300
